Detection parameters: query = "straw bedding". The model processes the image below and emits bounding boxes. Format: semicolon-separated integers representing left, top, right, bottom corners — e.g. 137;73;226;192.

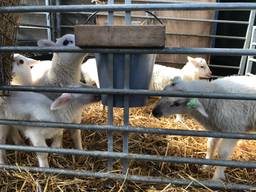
0;98;255;191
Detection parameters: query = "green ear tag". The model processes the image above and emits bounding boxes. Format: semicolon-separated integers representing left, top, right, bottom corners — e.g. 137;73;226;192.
187;98;198;109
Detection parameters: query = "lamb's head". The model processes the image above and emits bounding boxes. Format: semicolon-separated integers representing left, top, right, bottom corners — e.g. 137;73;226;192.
13;54;39;67
37;34;86;61
38;34;76;48
152;78;208;118
187;56;212;79
55;34;76;47
50;83;101;110
12;54;39;85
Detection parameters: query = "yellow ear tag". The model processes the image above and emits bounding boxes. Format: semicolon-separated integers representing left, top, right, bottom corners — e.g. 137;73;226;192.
187;98;198;109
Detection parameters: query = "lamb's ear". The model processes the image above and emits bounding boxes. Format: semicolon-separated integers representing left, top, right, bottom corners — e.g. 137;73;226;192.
187;98;208;117
37;39;56;47
187;56;194;62
187;56;198;66
50;93;73;110
26;58;41;67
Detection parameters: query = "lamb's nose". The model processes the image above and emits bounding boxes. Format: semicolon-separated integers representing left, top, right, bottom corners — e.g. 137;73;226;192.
152;107;162;118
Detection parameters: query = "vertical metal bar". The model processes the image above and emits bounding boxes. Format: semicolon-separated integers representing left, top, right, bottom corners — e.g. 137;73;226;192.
239;10;256;75
210;10;219;49
48;0;56;40
245;26;256;74
107;0;114;171
107;0;114;25
45;0;52;40
122;0;131;174
55;0;61;38
122;54;130;174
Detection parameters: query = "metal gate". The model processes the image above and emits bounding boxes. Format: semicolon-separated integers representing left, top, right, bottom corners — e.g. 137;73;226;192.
1;2;256;191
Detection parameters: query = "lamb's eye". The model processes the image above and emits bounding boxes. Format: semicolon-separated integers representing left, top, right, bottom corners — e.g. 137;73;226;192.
173;102;180;106
200;66;205;69
69;40;73;44
63;40;69;46
19;60;24;65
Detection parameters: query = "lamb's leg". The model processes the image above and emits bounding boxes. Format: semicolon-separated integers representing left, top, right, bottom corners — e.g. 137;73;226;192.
212;139;237;180
51;130;63;148
71;116;83;150
203;137;221;169
175;114;183;122
10;128;24;145
0;125;9;164
28;132;49;167
71;129;82;150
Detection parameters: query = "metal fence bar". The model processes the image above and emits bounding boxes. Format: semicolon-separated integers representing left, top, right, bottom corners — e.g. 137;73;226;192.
4;86;256;100
107;54;114;171
2;3;256;13
122;54;130;173
19;24;52;29
0;164;255;190
1;144;256;169
1;119;256;140
166;32;245;40
209;64;240;69
49;26;246;40
64;12;249;24
122;0;131;174
4;47;256;55
107;0;114;171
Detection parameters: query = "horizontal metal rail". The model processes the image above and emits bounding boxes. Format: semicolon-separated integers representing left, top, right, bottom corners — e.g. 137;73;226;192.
166;32;245;40
0;164;254;190
65;12;249;24
1;119;256;140
1;144;256;169
53;25;246;40
19;24;52;29
3;85;256;100
158;62;240;69
209;64;240;69
3;47;256;56
1;3;256;13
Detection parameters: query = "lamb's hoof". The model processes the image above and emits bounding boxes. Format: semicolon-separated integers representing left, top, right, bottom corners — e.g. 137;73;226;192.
212;173;226;181
202;164;211;170
75;145;83;151
175;117;184;123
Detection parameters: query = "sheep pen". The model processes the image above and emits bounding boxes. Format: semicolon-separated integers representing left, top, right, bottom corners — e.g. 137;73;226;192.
0;97;255;191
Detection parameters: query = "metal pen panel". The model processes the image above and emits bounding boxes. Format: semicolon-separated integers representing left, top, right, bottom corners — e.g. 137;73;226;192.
0;164;255;190
2;2;256;190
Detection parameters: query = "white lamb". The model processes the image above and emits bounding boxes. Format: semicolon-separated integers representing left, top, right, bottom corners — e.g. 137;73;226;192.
80;58;99;87
80;56;212;90
0;87;99;167
149;56;212;91
0;56;100;167
9;54;41;145
152;56;212;122
152;75;256;180
28;34;87;150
